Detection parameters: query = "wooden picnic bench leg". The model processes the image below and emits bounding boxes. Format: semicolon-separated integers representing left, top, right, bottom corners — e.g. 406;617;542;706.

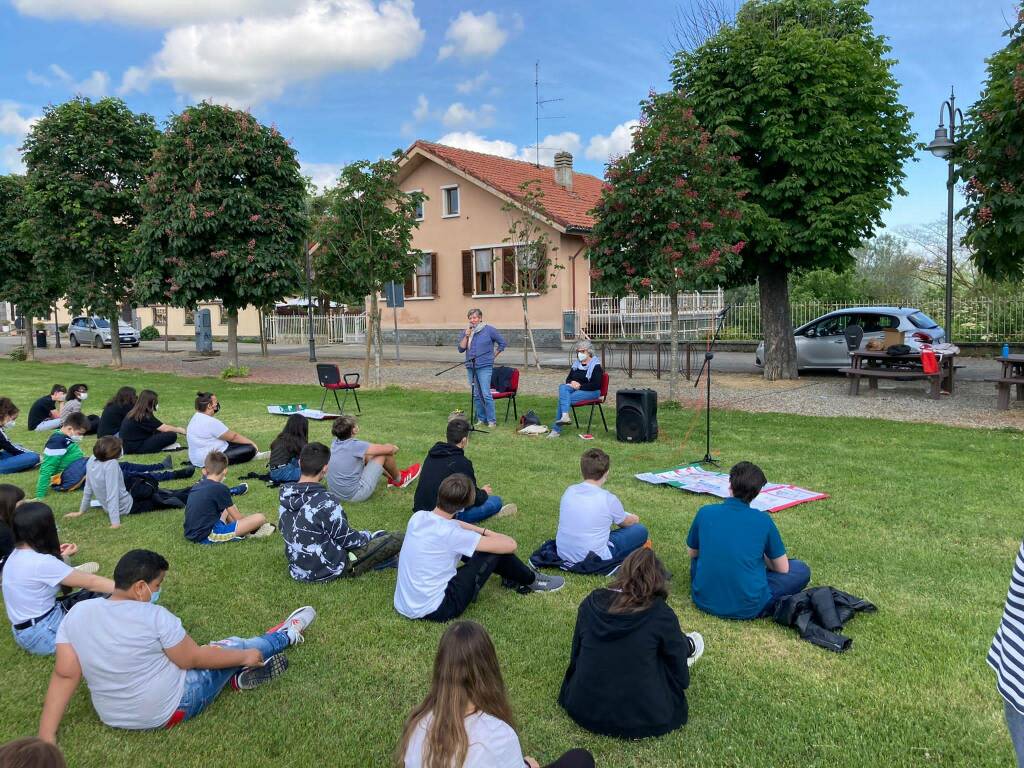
1016;382;1023;402
868;376;878;391
929;376;940;400
847;374;859;396
998;383;1011;411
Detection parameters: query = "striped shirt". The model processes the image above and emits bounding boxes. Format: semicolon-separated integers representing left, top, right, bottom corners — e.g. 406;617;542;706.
989;538;1024;715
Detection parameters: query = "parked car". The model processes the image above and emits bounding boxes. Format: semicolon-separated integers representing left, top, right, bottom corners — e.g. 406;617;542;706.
754;307;945;370
68;316;140;348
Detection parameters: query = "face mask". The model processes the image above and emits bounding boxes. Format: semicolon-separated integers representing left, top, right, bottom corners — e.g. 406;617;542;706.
68;434;83;443
78;392;89;401
154;404;159;412
146;583;161;604
577;352;588;362
54;393;65;402
4;420;14;430
213;403;221;414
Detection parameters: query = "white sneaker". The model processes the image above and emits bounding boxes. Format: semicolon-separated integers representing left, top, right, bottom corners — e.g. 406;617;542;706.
495;503;518;519
255;450;271;461
250;522;276;539
161;443;183;452
687;631;705;667
546;430;561;439
268;606;317;646
556;414;572;425
73;562;100;575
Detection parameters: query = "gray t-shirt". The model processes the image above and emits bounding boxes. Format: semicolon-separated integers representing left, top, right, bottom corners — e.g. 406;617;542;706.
326;438;370;499
56;598;188;730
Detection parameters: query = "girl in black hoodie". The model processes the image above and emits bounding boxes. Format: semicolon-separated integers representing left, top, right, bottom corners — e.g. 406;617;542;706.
559;547;704;739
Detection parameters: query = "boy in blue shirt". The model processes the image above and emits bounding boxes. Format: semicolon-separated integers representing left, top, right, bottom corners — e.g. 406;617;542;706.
686;461;810;620
184;451;272;544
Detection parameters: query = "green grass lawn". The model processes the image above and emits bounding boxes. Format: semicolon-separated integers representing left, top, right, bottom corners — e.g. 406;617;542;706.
0;360;1016;767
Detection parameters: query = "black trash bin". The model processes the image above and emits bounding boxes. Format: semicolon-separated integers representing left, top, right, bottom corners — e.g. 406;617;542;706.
35;329;47;349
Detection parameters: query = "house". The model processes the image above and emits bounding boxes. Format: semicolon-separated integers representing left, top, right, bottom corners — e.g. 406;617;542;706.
390;140;603;347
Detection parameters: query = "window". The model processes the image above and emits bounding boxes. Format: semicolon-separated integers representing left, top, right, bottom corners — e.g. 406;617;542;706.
462;246;545;296
908;311;939;329
404;252;437;298
442;185;460;217
408;189;424;220
505;245;546;294
216;304;227;326
184;309;195;326
152;307;167;326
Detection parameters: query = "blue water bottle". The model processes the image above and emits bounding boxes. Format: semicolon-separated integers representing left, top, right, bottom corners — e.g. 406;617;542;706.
1003;343;1010;358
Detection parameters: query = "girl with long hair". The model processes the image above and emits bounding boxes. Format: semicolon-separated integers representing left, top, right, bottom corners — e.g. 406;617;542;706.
268;414;309;484
398;621;594;768
97;386;137;437
59;384;99;435
121;390;185;454
559;547;704;739
0;398;40;475
2;502;113;655
0;483;26;568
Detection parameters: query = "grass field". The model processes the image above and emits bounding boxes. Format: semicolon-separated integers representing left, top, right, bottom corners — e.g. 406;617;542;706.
0;359;1016;767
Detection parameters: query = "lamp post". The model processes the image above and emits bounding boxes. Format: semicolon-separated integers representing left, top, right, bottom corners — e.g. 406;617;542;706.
305;241;320;363
926;86;964;344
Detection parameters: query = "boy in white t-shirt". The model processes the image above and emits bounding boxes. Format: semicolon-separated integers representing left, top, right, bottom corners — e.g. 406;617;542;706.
38;549;317;743
556;449;648;568
186;392;265;468
394;474;564;622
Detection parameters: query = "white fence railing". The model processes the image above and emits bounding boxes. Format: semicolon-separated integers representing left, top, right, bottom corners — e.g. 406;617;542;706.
264;314;367;345
585;289;724;340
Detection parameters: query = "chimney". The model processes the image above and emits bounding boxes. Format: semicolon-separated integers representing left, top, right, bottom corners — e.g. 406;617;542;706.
554;151;573;191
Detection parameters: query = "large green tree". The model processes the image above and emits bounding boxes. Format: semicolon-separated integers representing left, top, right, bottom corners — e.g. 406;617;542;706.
131;103;307;368
589;89;746;400
21;97;158;366
313;155;424;387
0;175;65;361
672;0;915;379
954;10;1024;281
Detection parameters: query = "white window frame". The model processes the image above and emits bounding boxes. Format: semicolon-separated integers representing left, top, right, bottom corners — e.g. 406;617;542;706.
408;188;424;221
407;251;435;300
468;242;541;299
441;184;460;218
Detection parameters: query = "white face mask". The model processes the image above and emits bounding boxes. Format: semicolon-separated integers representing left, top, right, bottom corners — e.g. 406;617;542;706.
78;392;89;401
69;434;83;443
577;352;588;362
3;420;13;430
154;404;159;412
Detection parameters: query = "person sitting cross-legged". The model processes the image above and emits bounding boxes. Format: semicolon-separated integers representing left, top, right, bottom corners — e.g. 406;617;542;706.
37;548;316;743
687;461;811;620
279;442;403;582
0;398;40;475
120;390;186;454
35;413;90;499
412;417;515;524
394;474;564;622
327;415;420;502
186;391;263;468
183;451;272;544
28;385;67;433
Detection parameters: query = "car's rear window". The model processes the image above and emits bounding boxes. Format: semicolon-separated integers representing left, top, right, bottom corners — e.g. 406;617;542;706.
907;311;938;329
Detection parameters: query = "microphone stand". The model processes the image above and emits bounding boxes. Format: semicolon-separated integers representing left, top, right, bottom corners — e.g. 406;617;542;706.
435;351;489;434
691;306;730;466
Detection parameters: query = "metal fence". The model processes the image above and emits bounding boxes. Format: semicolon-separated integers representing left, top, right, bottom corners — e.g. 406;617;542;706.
718;298;1024;343
264;314;367;345
585;289;724;340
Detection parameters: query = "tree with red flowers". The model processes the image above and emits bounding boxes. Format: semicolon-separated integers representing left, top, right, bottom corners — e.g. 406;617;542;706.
588;89;746;401
130;103;307;369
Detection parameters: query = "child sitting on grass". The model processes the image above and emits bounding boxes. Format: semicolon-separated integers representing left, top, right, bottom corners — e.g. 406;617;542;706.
35;413;90;499
183;451;273;544
326;415;420;502
268;413;308;485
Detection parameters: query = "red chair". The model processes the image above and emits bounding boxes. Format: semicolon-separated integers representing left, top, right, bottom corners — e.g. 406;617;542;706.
571;372;610;433
490;368;520;424
316;364;361;414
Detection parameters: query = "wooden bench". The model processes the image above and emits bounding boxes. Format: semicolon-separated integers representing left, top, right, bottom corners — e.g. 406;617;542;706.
840;367;942;399
985;376;1024;410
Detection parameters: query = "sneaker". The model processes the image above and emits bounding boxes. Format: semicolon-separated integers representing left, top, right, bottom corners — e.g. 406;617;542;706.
474;420;486;428
250;522;276;539
348;533;404;577
487;421;497;428
73;562;100;575
161;456;174;469
687;631;705;667
397;463;421;489
255;450;271;461
556;414;572;425
268;606;317;645
161;443;184;452
233;653;289;690
495;503;518;519
172;466;196;480
546;430;561;439
527;570;565;593
229;483;249;496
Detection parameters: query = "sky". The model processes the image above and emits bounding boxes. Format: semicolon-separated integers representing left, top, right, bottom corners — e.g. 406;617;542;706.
0;0;1016;232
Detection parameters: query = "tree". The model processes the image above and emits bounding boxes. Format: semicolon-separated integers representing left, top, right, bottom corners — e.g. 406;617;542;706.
313;155;424;387
21;97;158;366
954;10;1024;281
672;0;915;379
0;175;65;360
502;180;561;370
131;103;307;369
588;89;747;401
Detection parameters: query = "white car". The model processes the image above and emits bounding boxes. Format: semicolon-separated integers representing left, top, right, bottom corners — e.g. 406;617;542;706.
68;316;140;348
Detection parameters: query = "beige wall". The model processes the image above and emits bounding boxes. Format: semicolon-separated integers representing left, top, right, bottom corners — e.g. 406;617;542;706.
395;159;591;333
42;301;263;337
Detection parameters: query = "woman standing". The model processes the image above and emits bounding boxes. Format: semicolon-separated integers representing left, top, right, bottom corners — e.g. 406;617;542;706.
0;398;40;475
398;621;594;768
59;384;99;435
456;308;506;429
547;341;603;438
120;390;185;454
97;387;137;438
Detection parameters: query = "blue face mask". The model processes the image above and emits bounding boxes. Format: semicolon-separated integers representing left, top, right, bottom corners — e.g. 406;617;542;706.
146;584;161;604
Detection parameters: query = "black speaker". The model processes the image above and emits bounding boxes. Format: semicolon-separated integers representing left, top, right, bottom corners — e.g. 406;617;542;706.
616;388;658;443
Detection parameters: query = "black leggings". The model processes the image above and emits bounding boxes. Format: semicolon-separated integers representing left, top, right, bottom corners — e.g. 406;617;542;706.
544;750;595;768
223;442;257;465
123;431;178;454
424;551;536;622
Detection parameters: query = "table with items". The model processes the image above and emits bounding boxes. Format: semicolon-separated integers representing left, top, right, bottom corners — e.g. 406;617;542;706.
842;350;956;400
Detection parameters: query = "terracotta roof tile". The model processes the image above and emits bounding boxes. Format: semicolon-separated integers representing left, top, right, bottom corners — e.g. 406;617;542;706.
410;140;603;232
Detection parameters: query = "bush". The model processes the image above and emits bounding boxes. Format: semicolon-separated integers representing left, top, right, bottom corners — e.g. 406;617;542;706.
220;365;250;379
8;346;27;361
139;325;160;341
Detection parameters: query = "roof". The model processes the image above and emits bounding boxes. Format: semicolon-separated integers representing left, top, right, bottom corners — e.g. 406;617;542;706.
402;140;604;233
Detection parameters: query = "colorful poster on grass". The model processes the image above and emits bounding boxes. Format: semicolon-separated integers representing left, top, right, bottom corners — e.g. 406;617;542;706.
634;465;827;513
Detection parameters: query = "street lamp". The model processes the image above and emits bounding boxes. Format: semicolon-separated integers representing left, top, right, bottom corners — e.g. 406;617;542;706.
926;86;964;344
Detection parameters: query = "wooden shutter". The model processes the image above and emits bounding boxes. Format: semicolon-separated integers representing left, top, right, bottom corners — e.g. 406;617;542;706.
431;253;439;297
461;250;473;295
501;247;516;294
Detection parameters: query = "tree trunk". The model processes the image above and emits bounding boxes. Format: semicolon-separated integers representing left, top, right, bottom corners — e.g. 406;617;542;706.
362;295;373;386
258;308;268;357
164;306;169;353
758;264;798;381
669;287;679;402
521;295;541;370
52;306;61;348
227;310;239;369
373;301;383;388
109;312;123;367
23;319;34;361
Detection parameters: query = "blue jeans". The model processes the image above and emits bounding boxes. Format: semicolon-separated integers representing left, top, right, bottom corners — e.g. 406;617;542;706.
121;460;178;483
466;365;495;424
269;459;301;484
1007;701;1024;767
607;523;650;562
173;632;290;722
761;559;812;616
456;494;503;524
553;385;597;432
11;603;65;655
54;457;87;492
0;449;40;474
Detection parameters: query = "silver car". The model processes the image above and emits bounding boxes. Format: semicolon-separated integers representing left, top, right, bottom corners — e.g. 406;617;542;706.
68;316;140;348
755;307;946;370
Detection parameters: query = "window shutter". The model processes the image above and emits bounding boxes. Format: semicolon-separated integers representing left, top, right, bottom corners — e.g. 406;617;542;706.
404;273;414;298
431;253;439;297
501;247;516;293
461;250;473;295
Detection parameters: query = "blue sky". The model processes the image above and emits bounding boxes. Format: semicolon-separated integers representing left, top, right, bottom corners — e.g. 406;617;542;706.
0;0;1016;231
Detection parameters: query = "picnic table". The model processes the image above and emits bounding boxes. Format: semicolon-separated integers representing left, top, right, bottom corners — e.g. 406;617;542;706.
990;354;1024;410
841;350;956;400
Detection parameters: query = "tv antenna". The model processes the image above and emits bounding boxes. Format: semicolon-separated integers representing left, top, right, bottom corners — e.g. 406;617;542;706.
533;60;565;167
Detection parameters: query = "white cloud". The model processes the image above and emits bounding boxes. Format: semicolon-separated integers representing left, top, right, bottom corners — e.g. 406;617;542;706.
516;132;581;166
24;64;110;98
301;161;343;193
0;102;41;174
120;0;425;106
435;130;581;167
12;0;294;26
585;120;639;162
455;72;489;94
441;102;495;129
412;94;430;122
438;11;513;61
74;71;111;98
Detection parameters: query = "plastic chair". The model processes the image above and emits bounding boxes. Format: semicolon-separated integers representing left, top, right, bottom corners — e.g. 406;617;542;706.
571;372;610;433
316;364;361;414
490;368;520;424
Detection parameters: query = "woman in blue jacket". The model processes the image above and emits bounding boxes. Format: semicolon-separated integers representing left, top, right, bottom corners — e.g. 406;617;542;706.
456;308;506;427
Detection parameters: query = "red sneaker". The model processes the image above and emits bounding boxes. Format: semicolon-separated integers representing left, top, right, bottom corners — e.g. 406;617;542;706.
398;463;421;489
